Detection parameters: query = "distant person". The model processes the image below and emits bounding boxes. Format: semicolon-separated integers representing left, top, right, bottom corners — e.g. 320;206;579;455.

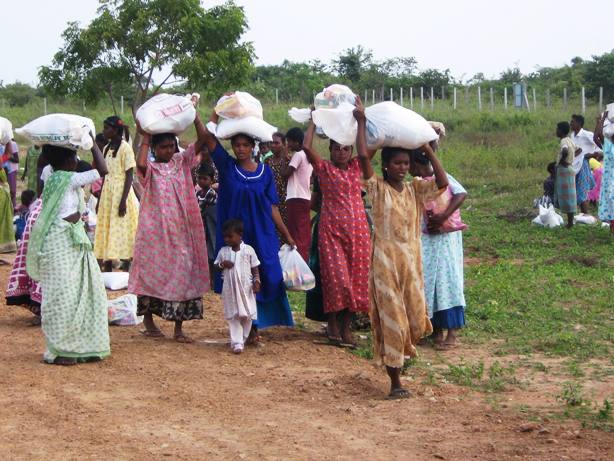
534;162;556;208
196;163;218;282
14;190;36;241
588;153;603;205
22;145;42;195
265;132;291;242
594;112;614;234
553;121;579;228
283;127;313;261
256;141;273;163
4;139;19;209
570;114;597;214
0;159;16;253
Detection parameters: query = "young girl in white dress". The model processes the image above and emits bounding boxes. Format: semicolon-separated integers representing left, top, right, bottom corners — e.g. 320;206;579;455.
215;219;261;353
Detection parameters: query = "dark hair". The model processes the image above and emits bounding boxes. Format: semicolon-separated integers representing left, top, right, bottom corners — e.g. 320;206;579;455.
571;114;585;127
95;133;106;145
557;121;570;136
547;161;556;175
196;163;216;180
20;189;36;206
230;133;256;147
42;145;77;170
151;133;178;150
76;160;93;173
285;127;304;144
222;218;243;235
381;147;412;180
104;116;130;142
272;132;286;143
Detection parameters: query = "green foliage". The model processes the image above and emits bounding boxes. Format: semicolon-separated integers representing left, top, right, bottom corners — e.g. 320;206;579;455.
0;82;38;107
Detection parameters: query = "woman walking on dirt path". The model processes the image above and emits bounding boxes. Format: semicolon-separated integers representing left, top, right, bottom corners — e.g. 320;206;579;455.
129;105;210;343
94;116;139;272
302;98;371;347
594;111;614;234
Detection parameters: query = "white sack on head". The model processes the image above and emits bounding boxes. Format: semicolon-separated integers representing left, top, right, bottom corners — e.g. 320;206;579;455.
215;92;263;119
214;116;277;142
365;102;438;150
312;102;357;146
0;116;14;145
16;114;95;150
136;93;196;135
314;84;356;109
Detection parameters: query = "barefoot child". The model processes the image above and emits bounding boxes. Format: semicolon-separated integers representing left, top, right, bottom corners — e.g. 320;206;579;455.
215;219;261;353
356;102;448;398
129;109;210;343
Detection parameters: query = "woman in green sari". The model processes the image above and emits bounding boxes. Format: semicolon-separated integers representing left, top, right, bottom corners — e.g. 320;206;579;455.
0;167;16;253
27;139;110;365
22;145;42;194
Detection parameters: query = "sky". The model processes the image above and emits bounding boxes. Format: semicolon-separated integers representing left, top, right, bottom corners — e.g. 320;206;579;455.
3;0;612;85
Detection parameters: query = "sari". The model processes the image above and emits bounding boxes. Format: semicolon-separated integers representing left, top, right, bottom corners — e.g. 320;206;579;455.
0;169;16;253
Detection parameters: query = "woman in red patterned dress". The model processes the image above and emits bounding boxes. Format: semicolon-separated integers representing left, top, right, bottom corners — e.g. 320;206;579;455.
302;97;371;345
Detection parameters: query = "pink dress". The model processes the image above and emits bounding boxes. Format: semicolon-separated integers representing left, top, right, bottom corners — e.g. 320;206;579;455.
129;144;209;303
588;167;603;202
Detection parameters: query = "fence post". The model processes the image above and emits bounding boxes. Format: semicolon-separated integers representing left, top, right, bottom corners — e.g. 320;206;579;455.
441;86;445;101
489;87;494;110
581;87;585;114
364;89;368;105
400;87;404;106
599;87;603;110
372;89;375;104
546;89;551;108
430;87;434;110
420;87;424;110
82;101;86;112
465;86;469;105
477;86;482;111
410;87;413;108
120;95;124;115
275;89;279;105
532;88;537;111
453;87;457;110
563;88;568;108
43;97;47;115
504;87;508;110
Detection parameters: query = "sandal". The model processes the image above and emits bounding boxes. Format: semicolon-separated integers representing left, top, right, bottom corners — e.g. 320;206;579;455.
386;388;411;400
174;334;194;344
139;329;165;338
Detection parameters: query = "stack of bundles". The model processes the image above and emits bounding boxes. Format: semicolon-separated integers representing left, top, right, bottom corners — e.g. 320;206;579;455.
16;114;96;150
136;93;199;134
211;91;277;142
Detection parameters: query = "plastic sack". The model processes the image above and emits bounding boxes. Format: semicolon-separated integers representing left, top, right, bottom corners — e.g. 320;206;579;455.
574;213;597;225
136;93;196;135
279;244;316;291
102;272;129;291
215;91;263;119
365;102;438;150
422;179;467;234
16;114;95;150
314;84;356;109
108;294;142;326
532;204;564;228
288;107;312;124
214;117;277;142
0;116;13;145
428;121;446;137
606;103;614;121
312;102;357;146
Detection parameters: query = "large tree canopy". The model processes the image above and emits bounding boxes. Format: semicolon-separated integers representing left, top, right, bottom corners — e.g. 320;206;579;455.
39;0;254;114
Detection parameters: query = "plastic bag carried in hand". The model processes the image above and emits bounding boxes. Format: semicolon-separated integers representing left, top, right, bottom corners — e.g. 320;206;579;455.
215;92;263;119
0;116;13;145
16;114;95;150
532;204;564;228
365;102;438;150
422;179;467;234
108;294;142;326
279;244;316;291
212;117;277;142
136;93;196;135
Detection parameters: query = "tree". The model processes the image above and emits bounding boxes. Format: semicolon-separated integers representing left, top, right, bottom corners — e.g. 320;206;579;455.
39;0;254;118
584;50;614;100
332;46;373;84
0;82;38;107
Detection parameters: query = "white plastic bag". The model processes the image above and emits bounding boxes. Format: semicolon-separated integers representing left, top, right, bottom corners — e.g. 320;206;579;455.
312;102;357;146
314;84;356;109
532;204;564;228
102;272;129;291
215;92;263;119
16;114;95;150
574;213;597;225
365;102;439;150
278;244;316;291
108;294;142;326
136;93;196;135
214;117;277;142
0;116;13;145
288;107;312;124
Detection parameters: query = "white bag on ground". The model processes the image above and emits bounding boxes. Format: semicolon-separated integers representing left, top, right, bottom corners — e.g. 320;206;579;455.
136;93;196;135
574;213;597;225
16;114;95;150
215;92;263;119
0;116;13;145
532;204;564;228
102;272;130;290
214;117;277;142
278;244;316;291
108;294;142;326
365;102;439;150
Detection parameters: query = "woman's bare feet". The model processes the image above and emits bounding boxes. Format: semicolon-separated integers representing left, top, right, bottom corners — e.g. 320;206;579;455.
431;328;444;345
174;321;193;343
140;313;164;337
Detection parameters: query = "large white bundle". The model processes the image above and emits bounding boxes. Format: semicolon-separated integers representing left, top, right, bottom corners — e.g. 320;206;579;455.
311;84;358;146
365;102;438;150
215;92;263;119
16;113;95;150
0;116;13;145
314;84;356;109
136;93;195;134
213;117;277;142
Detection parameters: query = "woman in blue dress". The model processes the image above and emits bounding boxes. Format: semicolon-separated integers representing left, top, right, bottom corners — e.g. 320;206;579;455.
200;108;296;341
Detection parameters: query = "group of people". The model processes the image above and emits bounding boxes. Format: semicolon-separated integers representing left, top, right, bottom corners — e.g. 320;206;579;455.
4;95;471;399
548;113;614;230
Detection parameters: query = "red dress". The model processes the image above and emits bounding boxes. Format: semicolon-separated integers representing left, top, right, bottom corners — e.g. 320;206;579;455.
314;158;371;314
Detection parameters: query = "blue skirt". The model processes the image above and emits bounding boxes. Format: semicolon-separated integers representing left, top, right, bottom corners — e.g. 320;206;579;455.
431;306;465;329
575;159;596;204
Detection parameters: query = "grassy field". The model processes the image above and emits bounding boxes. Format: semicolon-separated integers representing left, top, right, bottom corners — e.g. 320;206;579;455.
3;100;613;429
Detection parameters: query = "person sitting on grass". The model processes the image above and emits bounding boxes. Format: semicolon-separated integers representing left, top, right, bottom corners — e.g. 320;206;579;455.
553;121;580;228
534;162;556;208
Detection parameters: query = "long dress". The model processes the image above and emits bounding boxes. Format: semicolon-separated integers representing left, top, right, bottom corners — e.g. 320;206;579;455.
0;169;16;253
366;175;440;368
599;138;614;222
94;140;139;260
6;199;43;315
554;137;577;214
24;146;41;193
26;170;110;363
575;159;596;205
314;158;370;314
421;174;467;329
212;143;293;329
265;155;289;246
129;144;209;320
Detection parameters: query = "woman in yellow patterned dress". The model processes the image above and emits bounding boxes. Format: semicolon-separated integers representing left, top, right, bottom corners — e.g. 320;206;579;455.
94;116;139;271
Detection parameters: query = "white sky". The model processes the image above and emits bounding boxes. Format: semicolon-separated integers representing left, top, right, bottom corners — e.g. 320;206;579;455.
4;0;612;85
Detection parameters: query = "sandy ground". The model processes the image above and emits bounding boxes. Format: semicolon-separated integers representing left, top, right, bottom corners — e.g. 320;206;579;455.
0;257;612;461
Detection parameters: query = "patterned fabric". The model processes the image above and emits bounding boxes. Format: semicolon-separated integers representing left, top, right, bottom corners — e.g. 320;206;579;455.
315;158;370;314
94;140;139;260
588;167;603;202
265;155;289;227
0;169;16;253
129;144;209;302
575;159;596;205
365;174;439;368
554;165;577;214
137;295;203;321
25;146;41;193
305;214;326;322
599;139;614;221
6;199;42;314
197;187;217;261
558;137;576;164
286;198;311;261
